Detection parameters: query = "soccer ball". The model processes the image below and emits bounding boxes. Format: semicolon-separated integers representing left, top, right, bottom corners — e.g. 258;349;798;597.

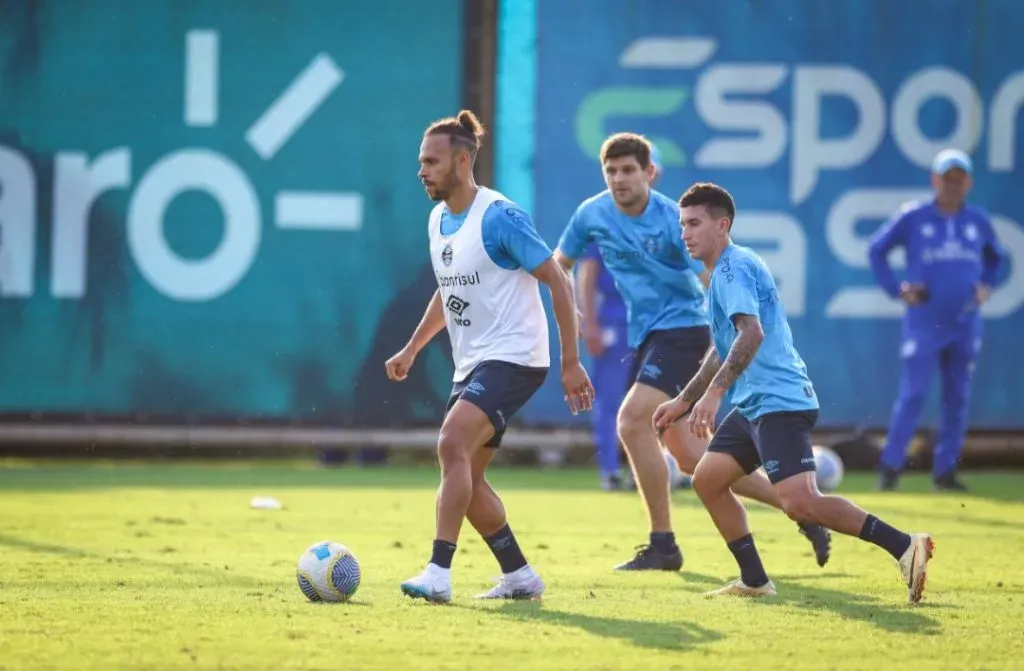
296;541;361;603
812;445;845;492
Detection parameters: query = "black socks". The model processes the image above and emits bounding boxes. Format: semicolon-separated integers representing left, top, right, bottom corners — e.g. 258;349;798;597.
727;533;770;588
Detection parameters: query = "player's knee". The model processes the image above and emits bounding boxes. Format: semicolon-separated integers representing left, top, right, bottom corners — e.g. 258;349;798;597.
778;489;819;524
436;432;473;468
691;460;727;503
897;384;928;409
616;400;651;444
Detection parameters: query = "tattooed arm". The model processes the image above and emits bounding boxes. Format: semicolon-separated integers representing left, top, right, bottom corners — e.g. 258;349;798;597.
678;346;723;405
685;313;764;438
705;314;764;399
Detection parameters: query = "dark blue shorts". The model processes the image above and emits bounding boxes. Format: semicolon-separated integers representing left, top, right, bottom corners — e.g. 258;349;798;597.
445;360;548;448
707;408;819;484
628;326;711;398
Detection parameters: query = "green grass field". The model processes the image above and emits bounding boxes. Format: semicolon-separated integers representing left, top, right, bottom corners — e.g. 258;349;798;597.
1;460;1022;670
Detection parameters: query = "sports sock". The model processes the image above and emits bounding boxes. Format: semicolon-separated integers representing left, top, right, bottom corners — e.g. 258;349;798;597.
484;524;528;574
430;539;457;569
858;514;912;560
650;531;677;554
727;534;770;588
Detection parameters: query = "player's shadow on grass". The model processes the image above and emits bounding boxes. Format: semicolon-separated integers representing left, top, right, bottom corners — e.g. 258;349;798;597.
483;601;722;652
0;533;270;590
677;571;942;635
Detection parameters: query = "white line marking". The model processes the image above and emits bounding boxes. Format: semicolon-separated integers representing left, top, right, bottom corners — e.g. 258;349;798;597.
185;30;219;127
275;191;363;231
246;54;343;160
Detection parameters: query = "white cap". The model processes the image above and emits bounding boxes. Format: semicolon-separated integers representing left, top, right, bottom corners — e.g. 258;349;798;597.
931;148;973;175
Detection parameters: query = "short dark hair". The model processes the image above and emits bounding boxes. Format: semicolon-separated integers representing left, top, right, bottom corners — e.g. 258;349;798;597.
425;109;485;159
600;132;652;168
678;182;736;225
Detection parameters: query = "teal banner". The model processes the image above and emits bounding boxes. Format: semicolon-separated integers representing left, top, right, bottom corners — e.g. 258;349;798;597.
0;1;464;424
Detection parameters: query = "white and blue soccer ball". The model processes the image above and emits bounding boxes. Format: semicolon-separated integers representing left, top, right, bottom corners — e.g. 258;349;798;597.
812;445;845;492
296;541;361;603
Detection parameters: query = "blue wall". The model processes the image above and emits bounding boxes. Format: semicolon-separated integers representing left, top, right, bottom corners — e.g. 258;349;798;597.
0;1;464;425
507;0;1024;429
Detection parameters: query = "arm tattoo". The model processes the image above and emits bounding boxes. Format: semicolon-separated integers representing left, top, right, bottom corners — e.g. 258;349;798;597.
708;315;763;394
679;346;723;404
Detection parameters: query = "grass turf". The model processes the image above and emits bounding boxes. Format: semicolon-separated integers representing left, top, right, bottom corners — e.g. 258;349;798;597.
1;460;1022;670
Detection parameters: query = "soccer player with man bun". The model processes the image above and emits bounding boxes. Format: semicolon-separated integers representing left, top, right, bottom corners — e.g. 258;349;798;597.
387;110;594;603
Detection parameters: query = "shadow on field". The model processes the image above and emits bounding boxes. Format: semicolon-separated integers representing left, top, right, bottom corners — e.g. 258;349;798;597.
0;533;272;590
676;570;943;635
486;600;723;652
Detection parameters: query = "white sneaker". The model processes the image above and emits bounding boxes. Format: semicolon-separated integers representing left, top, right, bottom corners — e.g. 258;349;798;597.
704;578;777;598
898;533;935;605
400;563;452;604
474;566;545;600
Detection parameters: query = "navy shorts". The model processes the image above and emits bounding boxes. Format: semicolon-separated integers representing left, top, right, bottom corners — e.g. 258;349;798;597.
445;360;548;448
707;408;819;484
629;326;711;398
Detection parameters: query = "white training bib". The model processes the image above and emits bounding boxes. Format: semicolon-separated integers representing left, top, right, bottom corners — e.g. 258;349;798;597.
428;187;550;381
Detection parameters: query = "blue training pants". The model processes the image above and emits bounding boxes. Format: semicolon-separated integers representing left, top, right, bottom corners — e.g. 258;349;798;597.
591;322;632;478
880;318;981;477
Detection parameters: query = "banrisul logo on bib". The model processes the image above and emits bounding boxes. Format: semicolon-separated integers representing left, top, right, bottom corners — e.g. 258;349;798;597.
0;29;362;303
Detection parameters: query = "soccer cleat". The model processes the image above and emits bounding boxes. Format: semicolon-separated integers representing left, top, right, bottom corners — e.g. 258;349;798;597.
613;544;683;571
601;473;628;491
474;566;545;600
798;522;832;567
400;564;452;604
933;472;968;492
704;578;777;598
898;532;934;605
877;468;900;491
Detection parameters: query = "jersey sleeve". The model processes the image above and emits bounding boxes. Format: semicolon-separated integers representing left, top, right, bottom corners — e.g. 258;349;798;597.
721;255;760;321
581;242;601;262
868;204;913;298
556;204;591;260
977;211;1008;286
482;202;553;272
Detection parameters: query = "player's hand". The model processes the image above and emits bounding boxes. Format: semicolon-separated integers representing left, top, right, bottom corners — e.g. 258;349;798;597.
582;320;604;357
687;392;721;440
385;346;416;382
975;283;992;305
652;396;691;436
899;281;928;306
561;359;595;415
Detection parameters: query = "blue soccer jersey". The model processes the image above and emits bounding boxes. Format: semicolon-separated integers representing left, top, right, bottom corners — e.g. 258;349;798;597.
708;243;818;420
557;189;707;348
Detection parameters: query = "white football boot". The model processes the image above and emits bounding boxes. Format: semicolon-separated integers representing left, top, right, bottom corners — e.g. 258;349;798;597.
400;563;452;604
474;565;545;600
898;533;935;605
704;578;777;598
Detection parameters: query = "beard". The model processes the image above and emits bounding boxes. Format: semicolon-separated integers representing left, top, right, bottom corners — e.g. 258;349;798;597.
430;172;460;202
